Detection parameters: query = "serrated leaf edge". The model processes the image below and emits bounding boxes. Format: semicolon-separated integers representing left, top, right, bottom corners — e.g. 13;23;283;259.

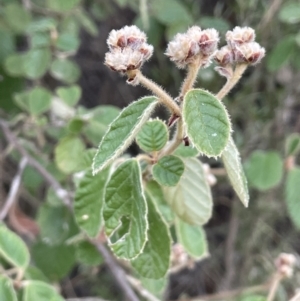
92;97;158;175
131;190;172;278
106;159;149;261
222;137;249;207
183;88;232;158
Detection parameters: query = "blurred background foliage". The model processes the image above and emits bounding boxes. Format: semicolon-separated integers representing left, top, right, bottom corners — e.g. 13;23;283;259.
0;0;300;300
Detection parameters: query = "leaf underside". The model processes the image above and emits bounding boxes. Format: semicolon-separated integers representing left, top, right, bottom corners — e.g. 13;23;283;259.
222;136;249;207
163;158;213;226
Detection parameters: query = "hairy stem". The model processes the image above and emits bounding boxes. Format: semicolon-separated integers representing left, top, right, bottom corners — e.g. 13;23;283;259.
159;118;184;158
180;58;201;98
0;157;28;221
133;70;181;116
216;64;248;100
267;273;283;301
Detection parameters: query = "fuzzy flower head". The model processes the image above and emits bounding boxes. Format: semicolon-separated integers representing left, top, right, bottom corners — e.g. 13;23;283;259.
165;26;219;69
105;25;153;73
214;26;265;70
226;26;255;47
234;42;265;65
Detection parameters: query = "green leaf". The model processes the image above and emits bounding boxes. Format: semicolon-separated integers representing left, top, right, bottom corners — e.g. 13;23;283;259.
24;266;50;283
0;224;30;269
0;30;15;63
50;59;81;84
0;275;17;301
222;137;249;207
152;0;191;26
103;160;148;259
183;89;231;157
46;0;81;12
32;242;75;281
199;17;230;35
37;204;76;245
4;3;31;33
28;87;52;115
56;85;81;107
30;32;51;48
173;144;199;158
22;280;64;301
83;105;121;145
68;118;84;134
76;241;103;266
74;167;110;237
23;48;51;79
140;277;167;299
56;33;80;52
75;10;99;36
92;96;157;174
4;54;25;76
285;168;300;229
267;36;296;72
55;136;85;174
163;158;213;225
136;119;168;152
244;151;283;191
279;2;300;24
146;180;173;223
27;18;57;33
175;219;208;259
152;155;184;186
285;133;300;156
132;195;171;279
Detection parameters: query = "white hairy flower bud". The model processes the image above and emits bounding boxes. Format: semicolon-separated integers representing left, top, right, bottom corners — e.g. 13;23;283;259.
165;26;202;69
275;253;297;278
166;26;219;68
105;26;153;73
199;28;219;56
107;25;146;50
234;42;265;65
226;26;255;47
214;45;233;66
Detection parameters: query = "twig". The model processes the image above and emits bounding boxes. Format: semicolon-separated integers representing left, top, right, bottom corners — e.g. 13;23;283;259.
0;157;28;221
218;205;239;291
0;119;72;208
289;290;300;301
93;241;140;301
186;282;270;301
126;275;161;301
216;64;248;100
267;273;283;301
132;70;181;116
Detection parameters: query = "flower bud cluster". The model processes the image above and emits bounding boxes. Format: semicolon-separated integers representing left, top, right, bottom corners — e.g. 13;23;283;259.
104;25;153;74
275;253;297;278
214;26;265;70
165;26;219;69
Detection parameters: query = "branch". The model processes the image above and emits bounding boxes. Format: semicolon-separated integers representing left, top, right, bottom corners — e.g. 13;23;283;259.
126;275;161;301
93;241;140;301
218;205;239;291
186;282;270;301
0;157;28;221
0;119;72;208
